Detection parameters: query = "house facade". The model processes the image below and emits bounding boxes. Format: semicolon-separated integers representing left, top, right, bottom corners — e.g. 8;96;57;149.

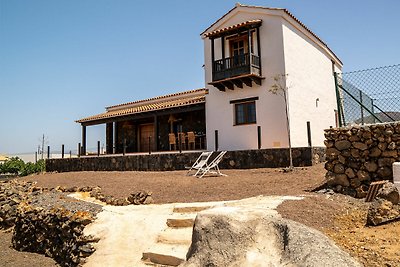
76;4;342;155
203;4;342;151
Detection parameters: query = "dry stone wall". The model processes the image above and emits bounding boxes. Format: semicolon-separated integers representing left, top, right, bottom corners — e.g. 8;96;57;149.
324;122;400;198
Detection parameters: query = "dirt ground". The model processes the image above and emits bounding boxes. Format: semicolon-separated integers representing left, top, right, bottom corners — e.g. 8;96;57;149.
0;164;398;266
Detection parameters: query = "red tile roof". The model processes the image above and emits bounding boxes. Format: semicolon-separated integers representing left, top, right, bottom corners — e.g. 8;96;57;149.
76;88;207;123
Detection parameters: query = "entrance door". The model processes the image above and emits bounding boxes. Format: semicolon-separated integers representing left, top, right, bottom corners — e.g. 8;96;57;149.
139;124;154;152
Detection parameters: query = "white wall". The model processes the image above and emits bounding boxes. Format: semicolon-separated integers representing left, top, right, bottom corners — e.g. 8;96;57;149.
282;19;342;147
204;11;289;151
203;7;342;151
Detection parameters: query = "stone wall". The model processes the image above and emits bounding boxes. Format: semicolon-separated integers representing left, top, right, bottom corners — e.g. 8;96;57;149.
324;122;400;198
46;147;324;172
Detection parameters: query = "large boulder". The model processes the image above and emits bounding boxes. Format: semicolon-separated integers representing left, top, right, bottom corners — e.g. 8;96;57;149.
366;198;400;226
376;181;400;205
182;207;361;267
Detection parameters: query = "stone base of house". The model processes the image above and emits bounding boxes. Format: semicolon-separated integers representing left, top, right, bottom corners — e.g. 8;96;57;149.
45;147;325;173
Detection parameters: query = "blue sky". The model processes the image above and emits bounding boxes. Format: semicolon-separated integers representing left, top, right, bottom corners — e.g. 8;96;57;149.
1;0;399;155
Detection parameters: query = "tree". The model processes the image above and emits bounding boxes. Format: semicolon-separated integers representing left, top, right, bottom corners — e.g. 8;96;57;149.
269;74;294;170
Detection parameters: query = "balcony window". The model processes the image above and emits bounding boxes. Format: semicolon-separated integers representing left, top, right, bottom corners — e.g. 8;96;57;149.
206;20;264;91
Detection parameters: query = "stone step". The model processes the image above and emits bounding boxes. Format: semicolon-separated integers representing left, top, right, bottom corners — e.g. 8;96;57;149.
166;218;194;228
156;228;192;245
141;244;189;266
172;205;212;213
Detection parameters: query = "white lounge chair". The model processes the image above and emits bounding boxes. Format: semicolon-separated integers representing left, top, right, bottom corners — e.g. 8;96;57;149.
195;151;227;178
186;151;213;176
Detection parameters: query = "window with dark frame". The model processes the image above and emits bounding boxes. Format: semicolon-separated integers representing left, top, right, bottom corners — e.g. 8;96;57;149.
234;101;256;125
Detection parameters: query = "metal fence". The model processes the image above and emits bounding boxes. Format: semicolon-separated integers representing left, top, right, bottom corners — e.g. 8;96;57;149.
335;64;400;126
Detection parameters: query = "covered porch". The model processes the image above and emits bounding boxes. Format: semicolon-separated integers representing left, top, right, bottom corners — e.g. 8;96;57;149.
76;89;207;155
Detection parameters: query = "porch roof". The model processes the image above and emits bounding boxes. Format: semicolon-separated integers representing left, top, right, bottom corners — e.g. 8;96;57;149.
76;88;207;124
204;19;262;39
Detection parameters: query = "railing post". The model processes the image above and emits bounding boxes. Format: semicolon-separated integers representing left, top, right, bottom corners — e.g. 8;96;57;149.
62;144;64;159
257;126;261;149
334;72;343;127
47;146;50;159
97;141;100;157
78;143;81;158
307;121;312;147
214;130;219;152
123;138;126;156
148;136;151;155
69;150;72;158
35;152;37;163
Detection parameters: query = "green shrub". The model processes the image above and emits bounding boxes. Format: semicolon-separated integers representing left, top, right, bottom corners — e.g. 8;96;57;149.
0;157;45;176
1;157;25;175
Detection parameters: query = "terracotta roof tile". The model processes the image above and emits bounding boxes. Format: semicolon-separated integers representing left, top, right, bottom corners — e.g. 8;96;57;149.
204;19;262;38
76;89;207;123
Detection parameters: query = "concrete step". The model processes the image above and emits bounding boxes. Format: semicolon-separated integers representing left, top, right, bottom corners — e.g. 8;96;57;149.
141;244;189;266
172;205;212;213
156;228;192;245
166;218;194;228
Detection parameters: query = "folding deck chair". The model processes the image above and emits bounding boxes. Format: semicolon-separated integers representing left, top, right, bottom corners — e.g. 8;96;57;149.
195;151;227;178
186;151;213;176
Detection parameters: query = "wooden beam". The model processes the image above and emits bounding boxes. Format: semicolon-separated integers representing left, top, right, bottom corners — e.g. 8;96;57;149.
213;83;226;91
251;76;262;86
242;77;253;87
222;81;234;90
232;79;243;89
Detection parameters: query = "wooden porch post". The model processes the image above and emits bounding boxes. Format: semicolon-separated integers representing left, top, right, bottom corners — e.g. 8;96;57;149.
106;123;113;154
211;38;215;79
81;125;86;155
113;122;117;154
256;27;262;75
154;115;158;151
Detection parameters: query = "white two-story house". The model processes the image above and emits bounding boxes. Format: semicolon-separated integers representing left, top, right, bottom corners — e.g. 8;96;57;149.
202;4;342;151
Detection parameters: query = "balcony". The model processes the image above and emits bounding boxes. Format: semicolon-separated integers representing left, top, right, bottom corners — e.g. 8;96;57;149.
210;53;263;91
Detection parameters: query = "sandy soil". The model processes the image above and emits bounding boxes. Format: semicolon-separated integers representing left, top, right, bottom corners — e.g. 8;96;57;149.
0;164;396;266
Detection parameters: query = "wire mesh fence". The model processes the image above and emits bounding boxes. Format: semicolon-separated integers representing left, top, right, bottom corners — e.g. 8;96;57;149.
335;63;400;126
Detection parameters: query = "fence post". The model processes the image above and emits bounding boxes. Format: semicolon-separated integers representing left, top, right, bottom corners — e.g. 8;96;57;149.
69;150;72;158
78;143;81;158
214;130;219;151
35;152;37;163
47;146;50;159
360;91;364;125
257;126;261;149
148;136;151;155
371;99;375;124
97;141;100;157
334;72;343;127
307;121;312;147
61;144;65;159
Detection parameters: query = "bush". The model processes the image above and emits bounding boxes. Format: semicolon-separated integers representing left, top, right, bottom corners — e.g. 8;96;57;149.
0;157;45;176
1;157;25;175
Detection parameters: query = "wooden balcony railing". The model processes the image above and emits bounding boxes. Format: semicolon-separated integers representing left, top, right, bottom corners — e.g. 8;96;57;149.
212;53;261;81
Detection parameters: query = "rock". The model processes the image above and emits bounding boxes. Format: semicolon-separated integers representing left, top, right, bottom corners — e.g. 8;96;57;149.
355;185;368;198
366;199;400;226
356;170;370;182
369;147;382;157
326;148;340;159
326;172;350;187
378;158;396;167
388;142;397;150
335;140;351;151
377;167;392;178
345;168;356;179
376;182;400;205
381;150;398;158
182;207;361;267
333;163;345;174
364;161;378;172
353;142;368;150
